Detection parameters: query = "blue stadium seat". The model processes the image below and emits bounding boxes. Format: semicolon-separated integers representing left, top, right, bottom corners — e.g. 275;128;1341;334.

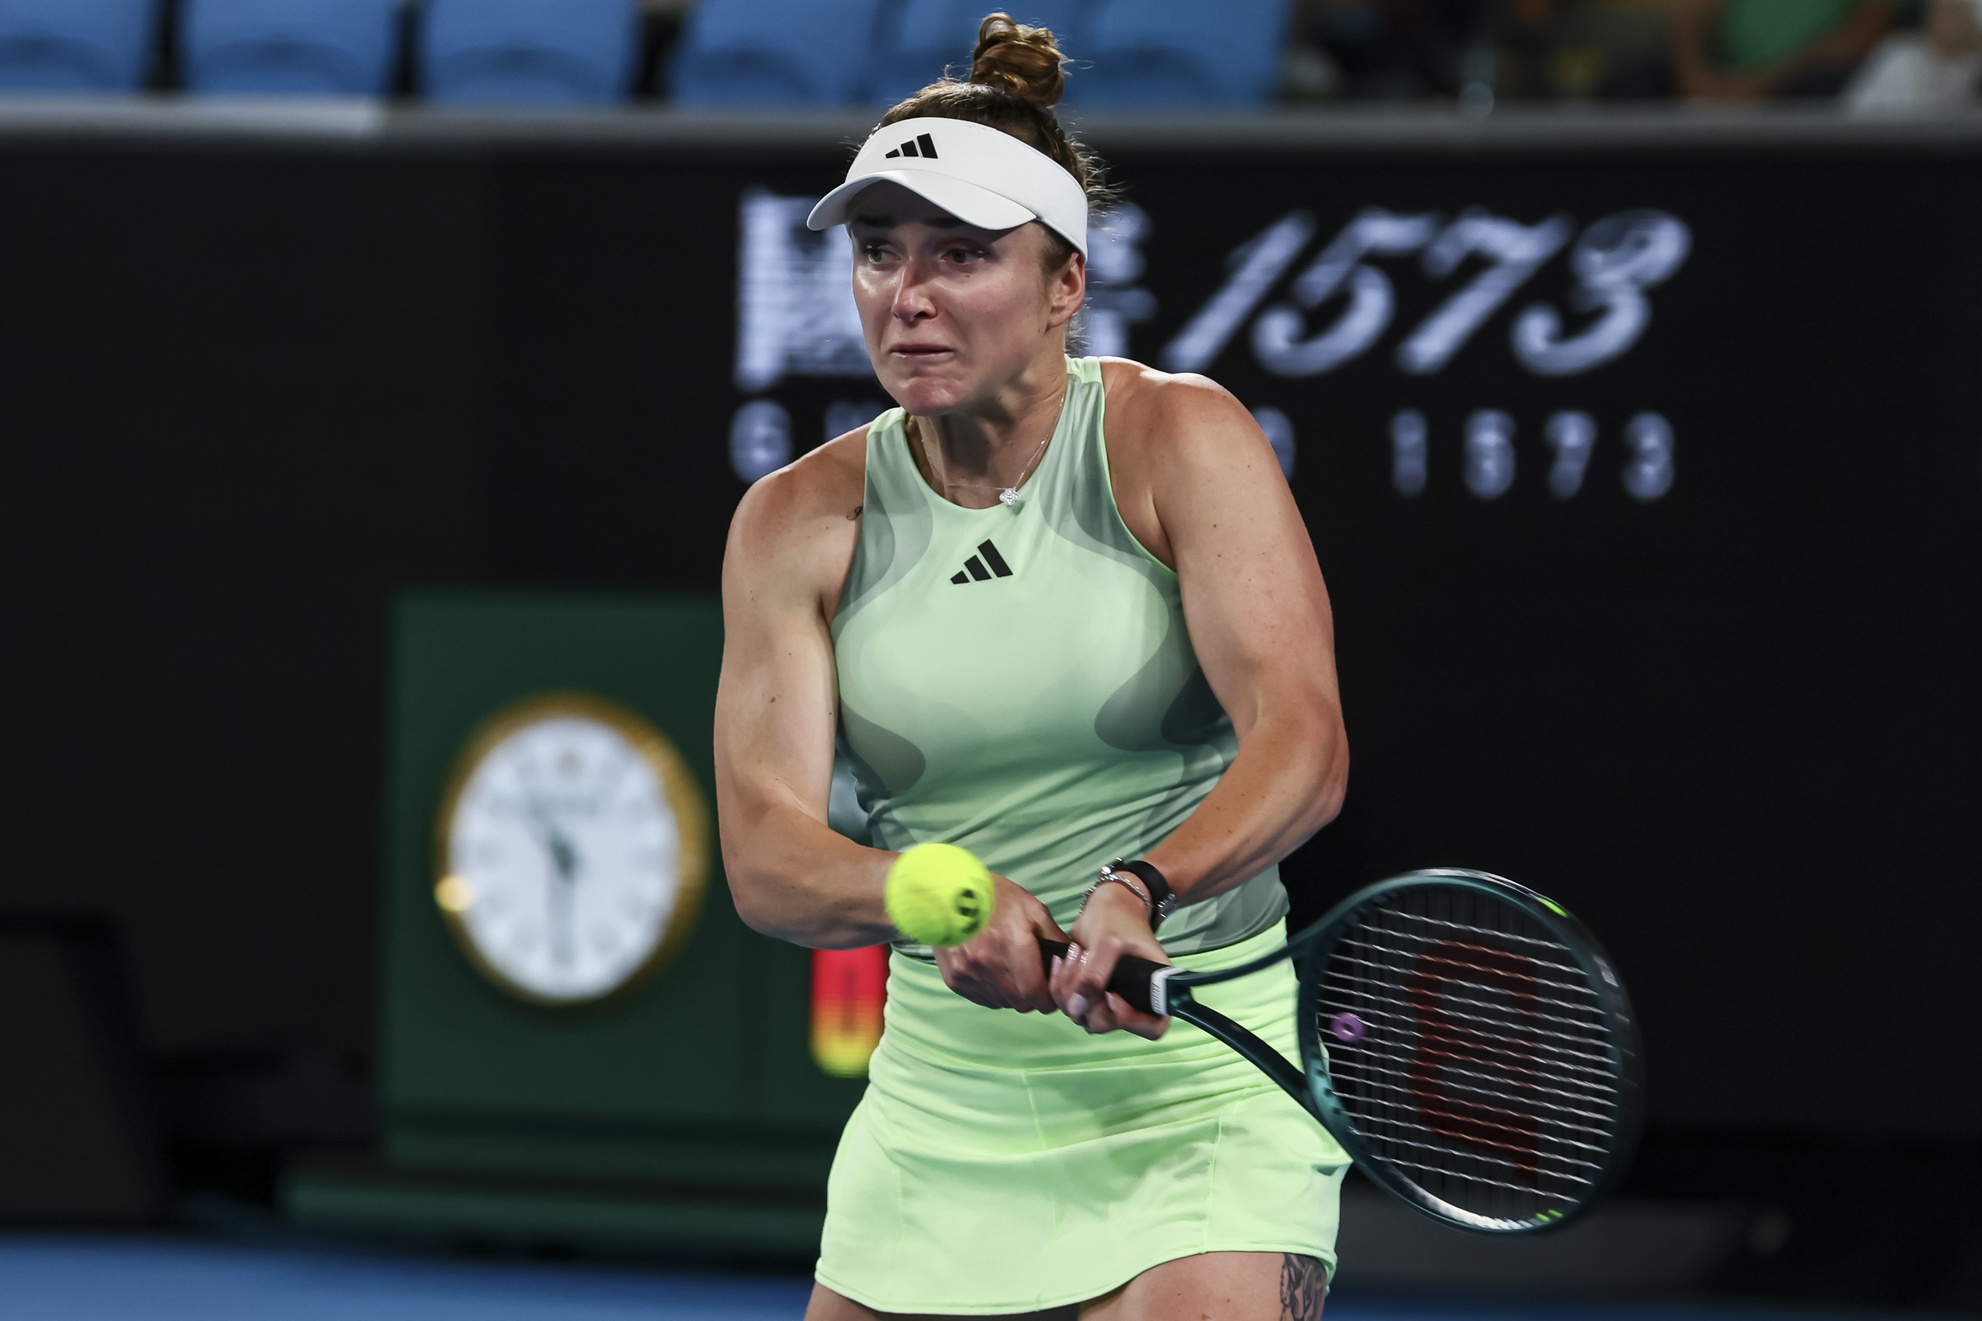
670;0;882;106
0;0;157;94
863;1;1088;107
1068;0;1288;107
422;0;638;105
181;0;401;97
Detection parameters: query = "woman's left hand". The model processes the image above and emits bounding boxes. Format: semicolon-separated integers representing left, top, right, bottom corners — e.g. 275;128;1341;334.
1048;880;1171;1040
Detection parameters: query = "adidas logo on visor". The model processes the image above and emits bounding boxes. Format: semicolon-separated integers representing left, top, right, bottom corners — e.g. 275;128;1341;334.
950;539;1012;584
805;116;1089;257
884;133;939;160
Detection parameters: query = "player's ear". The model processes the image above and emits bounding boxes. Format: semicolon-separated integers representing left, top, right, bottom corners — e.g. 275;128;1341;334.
1046;249;1084;328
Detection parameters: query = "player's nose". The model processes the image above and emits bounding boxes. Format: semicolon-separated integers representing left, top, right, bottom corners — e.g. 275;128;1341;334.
891;258;939;322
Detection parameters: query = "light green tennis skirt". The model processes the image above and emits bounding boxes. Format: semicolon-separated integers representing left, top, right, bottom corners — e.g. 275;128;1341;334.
815;921;1351;1315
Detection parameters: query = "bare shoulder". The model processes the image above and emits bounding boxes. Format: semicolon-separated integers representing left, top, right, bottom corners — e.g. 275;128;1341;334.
724;426;869;609
1094;360;1286;568
1096;357;1276;480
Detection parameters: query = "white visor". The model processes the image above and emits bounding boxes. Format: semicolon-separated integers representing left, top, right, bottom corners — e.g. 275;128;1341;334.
806;116;1089;257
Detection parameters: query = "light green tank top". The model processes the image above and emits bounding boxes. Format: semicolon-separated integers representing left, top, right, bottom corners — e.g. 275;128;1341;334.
833;356;1287;958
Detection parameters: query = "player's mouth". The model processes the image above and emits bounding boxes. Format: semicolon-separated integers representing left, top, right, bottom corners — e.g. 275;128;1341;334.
890;343;955;361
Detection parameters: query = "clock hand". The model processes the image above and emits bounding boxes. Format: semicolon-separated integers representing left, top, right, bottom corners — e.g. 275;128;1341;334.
531;804;582;969
547;825;578;882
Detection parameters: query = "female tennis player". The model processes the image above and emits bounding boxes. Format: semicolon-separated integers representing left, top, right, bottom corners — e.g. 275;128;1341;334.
713;15;1349;1319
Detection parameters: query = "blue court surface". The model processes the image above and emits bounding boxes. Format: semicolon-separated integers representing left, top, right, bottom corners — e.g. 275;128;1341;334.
0;1236;1934;1321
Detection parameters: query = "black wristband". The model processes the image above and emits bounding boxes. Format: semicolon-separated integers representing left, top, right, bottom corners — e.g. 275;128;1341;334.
1109;858;1178;929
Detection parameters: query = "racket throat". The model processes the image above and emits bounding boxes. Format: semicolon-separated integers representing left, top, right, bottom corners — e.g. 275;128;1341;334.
1174;998;1317;1117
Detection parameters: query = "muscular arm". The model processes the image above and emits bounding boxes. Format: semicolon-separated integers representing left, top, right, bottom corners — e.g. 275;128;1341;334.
713;453;896;950
1140;377;1347;904
1053;371;1346;1038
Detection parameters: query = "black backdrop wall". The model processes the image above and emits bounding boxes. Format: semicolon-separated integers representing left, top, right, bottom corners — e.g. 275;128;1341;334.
0;115;1975;1164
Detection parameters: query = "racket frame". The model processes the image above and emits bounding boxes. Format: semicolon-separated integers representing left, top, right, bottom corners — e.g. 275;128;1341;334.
1292;869;1643;1233
1076;869;1643;1235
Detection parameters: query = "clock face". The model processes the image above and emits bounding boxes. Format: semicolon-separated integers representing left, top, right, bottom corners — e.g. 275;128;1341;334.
434;695;708;1005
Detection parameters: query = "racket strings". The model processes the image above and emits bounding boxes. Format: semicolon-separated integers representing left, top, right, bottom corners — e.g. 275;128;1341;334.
1330;1017;1620;1125
1338;938;1597;997
1325;944;1617;1078
1328;1033;1620;1119
1332;1069;1617;1139
1345;1136;1597;1192
1322;977;1613;1061
1312;886;1625;1226
1331;983;1625;1079
1363;908;1584;955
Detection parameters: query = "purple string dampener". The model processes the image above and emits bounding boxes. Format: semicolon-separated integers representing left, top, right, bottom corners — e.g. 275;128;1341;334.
1329;1011;1367;1044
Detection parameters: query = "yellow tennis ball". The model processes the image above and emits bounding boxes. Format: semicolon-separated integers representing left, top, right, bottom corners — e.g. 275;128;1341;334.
885;843;995;947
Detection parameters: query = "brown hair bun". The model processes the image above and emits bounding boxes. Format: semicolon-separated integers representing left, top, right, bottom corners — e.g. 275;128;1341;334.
875;10;1114;265
969;13;1065;108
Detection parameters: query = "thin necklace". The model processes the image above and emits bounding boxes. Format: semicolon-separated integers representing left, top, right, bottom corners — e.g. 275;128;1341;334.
915;388;1066;509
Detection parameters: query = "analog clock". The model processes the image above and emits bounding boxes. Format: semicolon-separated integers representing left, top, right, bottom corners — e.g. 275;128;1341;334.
433;693;708;1006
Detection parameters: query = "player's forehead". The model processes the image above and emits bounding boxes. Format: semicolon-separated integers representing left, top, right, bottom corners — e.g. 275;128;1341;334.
845;183;1005;242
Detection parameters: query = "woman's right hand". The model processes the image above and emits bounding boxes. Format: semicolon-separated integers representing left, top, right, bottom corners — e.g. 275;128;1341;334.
934;873;1068;1013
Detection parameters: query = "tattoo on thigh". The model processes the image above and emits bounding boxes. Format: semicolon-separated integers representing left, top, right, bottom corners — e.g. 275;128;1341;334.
1279;1254;1327;1321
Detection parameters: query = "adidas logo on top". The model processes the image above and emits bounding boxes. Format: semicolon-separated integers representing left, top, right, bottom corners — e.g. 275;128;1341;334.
950;539;1012;584
884;133;939;160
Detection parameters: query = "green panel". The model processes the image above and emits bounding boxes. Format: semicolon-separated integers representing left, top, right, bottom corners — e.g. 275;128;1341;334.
285;1166;823;1259
376;593;865;1171
385;1123;835;1191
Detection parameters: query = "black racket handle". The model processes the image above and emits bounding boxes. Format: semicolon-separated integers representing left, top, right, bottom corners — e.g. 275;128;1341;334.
1036;938;1168;1016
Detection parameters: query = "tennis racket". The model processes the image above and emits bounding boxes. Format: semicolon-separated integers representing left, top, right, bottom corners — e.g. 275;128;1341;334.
1040;868;1641;1234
